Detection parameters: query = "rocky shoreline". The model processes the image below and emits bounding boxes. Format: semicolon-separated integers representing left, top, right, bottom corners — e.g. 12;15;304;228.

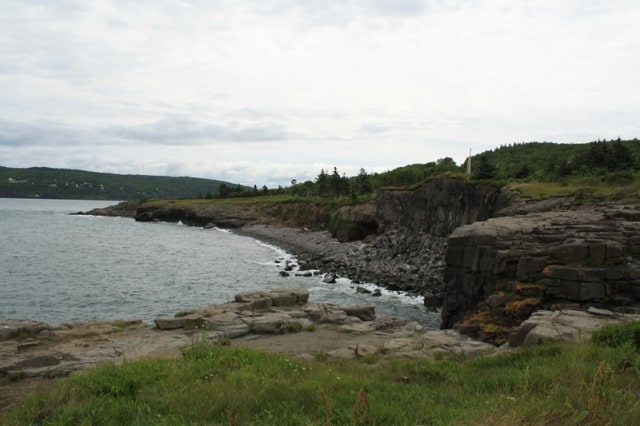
233;223;447;301
92;200;449;302
0;288;486;413
3;286;640;414
81;182;640;345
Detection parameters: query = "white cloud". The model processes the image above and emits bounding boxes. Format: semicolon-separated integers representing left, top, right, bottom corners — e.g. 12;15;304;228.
1;0;639;187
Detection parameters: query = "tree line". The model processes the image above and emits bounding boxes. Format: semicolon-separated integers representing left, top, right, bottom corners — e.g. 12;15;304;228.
470;139;640;182
206;139;640;200
205;157;464;200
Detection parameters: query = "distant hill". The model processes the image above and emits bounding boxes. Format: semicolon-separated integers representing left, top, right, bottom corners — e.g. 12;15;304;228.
0;166;246;200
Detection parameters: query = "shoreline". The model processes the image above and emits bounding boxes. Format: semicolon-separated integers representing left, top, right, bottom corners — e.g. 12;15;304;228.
233;223;447;301
82;200;448;300
232;223;357;270
232;224;443;328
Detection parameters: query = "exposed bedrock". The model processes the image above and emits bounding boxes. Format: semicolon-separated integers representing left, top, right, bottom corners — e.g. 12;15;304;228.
441;205;640;343
297;177;506;297
135;204;256;228
376;175;507;237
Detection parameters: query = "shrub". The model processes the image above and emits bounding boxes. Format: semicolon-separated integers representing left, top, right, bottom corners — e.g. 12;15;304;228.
289;322;303;333
591;321;640;350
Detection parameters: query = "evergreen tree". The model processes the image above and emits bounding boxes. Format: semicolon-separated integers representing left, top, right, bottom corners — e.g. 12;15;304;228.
218;183;230;198
316;169;329;197
354;168;373;195
515;164;531;179
610;141;634;170
330;167;342;197
473;156;497;180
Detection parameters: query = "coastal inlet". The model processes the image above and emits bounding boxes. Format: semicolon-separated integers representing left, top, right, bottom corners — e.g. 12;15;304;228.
0;198;440;327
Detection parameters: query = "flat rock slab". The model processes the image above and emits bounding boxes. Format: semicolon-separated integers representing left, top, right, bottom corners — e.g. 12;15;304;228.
0;321;50;339
510;308;640;347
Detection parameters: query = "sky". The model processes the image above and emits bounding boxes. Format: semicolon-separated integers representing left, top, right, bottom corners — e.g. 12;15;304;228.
1;0;639;188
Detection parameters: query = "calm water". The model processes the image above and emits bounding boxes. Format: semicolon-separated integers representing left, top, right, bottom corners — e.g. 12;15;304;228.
0;198;439;327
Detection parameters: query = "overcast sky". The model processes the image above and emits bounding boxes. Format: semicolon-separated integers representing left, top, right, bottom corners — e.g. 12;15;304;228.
1;0;639;187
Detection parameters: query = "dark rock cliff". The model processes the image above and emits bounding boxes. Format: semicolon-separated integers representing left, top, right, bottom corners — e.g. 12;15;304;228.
343;176;508;299
376;175;506;237
135;204;255;228
441;204;640;343
132;201;333;229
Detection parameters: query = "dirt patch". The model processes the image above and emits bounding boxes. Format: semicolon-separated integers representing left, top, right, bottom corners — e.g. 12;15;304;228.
0;376;59;417
231;325;398;356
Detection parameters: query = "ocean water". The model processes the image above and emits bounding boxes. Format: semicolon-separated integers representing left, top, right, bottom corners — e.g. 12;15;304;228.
0;198;440;327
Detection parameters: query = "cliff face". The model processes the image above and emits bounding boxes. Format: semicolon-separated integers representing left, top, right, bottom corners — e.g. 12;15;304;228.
337;176;507;299
376;176;505;237
87;177;640;344
441;205;640;342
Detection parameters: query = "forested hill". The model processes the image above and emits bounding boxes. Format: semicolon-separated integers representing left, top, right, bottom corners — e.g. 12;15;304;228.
472;139;640;181
0;166;244;200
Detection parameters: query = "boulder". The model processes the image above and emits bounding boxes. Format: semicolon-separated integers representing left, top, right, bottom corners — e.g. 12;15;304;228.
204;312;251;338
323;273;338;284
269;288;309;306
154;314;204;330
356;344;378;357
337;305;376;321
323;309;348;324
337;323;376;334
154;289;377;335
510;308;640;347
235;288;309;307
243;313;293;334
301;302;328;322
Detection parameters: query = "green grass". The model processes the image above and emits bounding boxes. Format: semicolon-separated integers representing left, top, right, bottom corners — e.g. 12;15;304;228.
143;194;298;207
508;179;640;203
144;194;365;208
7;333;640;425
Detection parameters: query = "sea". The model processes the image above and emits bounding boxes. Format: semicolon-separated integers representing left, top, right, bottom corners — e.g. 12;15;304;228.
0;198;440;327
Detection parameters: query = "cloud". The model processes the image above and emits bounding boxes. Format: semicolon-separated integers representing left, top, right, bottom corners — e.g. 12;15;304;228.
0;0;639;188
105;117;293;144
0;119;94;148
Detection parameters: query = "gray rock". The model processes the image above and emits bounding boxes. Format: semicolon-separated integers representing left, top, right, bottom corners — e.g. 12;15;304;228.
0;321;51;340
442;205;640;329
337;304;376;321
154;314;204;330
243;313;292;334
204;312;251;338
323;272;337;283
356;344;378;357
511;308;640;347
